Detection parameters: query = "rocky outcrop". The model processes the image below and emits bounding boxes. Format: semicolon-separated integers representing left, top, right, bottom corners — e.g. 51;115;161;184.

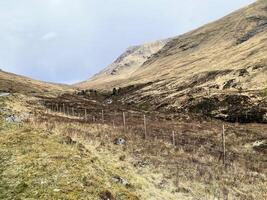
181;94;267;123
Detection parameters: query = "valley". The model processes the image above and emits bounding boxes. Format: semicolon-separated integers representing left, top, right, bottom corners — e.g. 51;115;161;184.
0;89;266;199
0;0;266;199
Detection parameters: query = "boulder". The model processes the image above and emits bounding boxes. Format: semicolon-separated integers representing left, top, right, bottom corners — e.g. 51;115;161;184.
114;138;126;145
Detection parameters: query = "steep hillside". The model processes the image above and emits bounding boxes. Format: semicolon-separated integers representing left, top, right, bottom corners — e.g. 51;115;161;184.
126;0;267;91
76;39;170;89
83;0;267;92
0;69;73;95
77;0;267;122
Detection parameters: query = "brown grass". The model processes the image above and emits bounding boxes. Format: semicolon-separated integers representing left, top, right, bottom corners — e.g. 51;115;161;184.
31;94;267;200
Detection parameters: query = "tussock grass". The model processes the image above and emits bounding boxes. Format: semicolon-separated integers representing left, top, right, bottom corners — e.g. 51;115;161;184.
1;94;266;199
0;121;140;200
30;117;267;200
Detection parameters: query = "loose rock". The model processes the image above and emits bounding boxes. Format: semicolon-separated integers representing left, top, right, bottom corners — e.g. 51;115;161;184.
112;175;130;187
252;140;267;152
5;115;21;123
114;138;126;145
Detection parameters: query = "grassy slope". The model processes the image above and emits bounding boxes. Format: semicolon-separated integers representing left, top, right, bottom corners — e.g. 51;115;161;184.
1;94;266;199
0;95;180;200
0;122;142;200
0;70;73;96
129;0;267;91
80;0;267;97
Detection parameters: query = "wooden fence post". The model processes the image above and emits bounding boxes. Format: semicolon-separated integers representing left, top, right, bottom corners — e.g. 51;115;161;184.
144;114;147;139
66;107;70;116
102;110;104;123
222;124;226;166
123;112;126;131
63;103;65;115
84;109;87;121
172;131;175;146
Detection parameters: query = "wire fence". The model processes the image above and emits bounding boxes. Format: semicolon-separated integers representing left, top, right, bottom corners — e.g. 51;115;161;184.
38;100;232;165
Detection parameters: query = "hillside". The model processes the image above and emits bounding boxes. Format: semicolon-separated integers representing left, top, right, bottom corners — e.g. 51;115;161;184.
82;0;267;92
1;1;266;199
126;0;267;91
76;39;170;89
76;0;267;122
0;69;73;95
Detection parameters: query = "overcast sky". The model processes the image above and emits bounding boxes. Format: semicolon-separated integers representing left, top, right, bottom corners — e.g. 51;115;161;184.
0;0;255;84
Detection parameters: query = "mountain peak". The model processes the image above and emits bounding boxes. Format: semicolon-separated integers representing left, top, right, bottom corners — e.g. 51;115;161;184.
76;38;171;89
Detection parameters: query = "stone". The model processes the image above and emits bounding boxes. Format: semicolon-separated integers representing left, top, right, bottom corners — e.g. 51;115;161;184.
114;138;126;145
106;99;113;104
112;175;130;187
5;115;21;123
0;92;10;97
252;140;267;151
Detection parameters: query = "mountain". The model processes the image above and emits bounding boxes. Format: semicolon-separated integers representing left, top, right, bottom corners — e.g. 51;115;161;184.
0;69;73;95
125;0;267;91
77;0;267;122
76;39;171;89
80;0;267;92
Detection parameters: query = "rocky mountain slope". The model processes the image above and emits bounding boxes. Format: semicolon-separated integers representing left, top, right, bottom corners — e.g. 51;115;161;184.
0;69;73;95
82;0;267;92
76;39;171;89
77;0;267;123
127;0;267;91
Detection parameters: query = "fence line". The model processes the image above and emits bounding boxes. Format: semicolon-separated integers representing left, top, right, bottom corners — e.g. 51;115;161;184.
42;102;228;166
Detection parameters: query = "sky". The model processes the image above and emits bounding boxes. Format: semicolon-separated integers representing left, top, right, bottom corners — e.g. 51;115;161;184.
0;0;255;84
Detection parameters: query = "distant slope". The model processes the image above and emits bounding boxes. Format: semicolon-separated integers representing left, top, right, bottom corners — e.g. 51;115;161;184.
76;39;171;89
76;0;267;120
80;0;267;93
0;69;73;95
127;0;267;91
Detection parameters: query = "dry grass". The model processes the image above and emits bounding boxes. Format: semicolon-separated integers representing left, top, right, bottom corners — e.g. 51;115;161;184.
0;70;74;96
1;92;266;200
0;119;142;200
31;116;267;200
78;0;267;114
